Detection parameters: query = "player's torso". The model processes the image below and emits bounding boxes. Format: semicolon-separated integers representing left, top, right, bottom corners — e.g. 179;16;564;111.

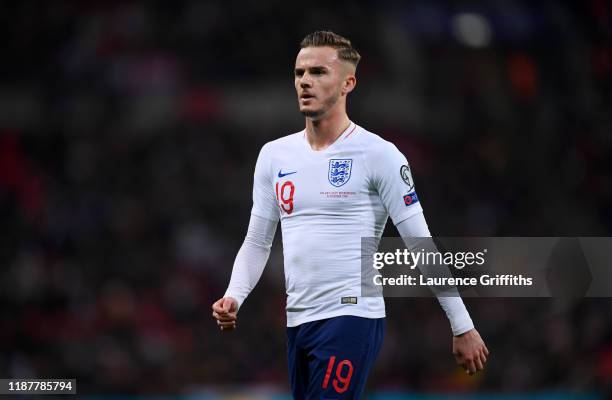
266;126;388;325
269;134;371;226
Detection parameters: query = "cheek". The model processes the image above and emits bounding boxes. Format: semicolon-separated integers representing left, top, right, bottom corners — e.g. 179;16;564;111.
320;79;337;94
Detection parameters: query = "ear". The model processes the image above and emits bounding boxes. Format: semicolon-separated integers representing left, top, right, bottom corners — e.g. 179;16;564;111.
342;75;356;95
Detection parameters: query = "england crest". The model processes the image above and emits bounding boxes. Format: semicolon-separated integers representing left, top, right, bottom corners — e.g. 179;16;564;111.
328;159;353;187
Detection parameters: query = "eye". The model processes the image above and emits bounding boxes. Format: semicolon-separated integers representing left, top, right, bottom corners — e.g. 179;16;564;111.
294;69;304;77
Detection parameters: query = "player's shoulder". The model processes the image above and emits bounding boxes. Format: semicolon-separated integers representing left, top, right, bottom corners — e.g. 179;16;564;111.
354;125;402;156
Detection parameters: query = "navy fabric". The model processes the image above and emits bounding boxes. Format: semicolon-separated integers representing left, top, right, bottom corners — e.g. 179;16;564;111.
286;316;385;399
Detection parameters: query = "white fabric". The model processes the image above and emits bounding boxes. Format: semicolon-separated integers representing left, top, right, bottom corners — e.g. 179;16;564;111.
396;214;475;336
245;122;424;327
223;215;277;309
224;122;474;334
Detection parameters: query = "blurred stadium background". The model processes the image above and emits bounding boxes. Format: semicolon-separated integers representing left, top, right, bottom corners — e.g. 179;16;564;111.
1;1;611;398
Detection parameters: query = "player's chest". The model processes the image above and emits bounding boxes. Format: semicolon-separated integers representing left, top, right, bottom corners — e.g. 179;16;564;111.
271;156;366;217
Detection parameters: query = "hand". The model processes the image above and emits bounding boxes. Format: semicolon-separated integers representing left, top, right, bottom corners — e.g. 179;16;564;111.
452;328;489;375
212;297;238;332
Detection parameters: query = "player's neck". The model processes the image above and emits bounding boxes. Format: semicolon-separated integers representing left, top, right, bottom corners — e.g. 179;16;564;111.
305;113;351;151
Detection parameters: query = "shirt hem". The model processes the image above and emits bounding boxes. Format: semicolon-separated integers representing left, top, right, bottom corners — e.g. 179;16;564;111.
286;309;386;327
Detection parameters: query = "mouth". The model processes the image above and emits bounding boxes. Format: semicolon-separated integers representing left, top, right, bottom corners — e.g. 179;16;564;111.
300;93;315;100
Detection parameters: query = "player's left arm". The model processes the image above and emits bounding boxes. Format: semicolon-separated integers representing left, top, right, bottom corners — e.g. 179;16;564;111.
371;140;489;374
452;325;489;375
396;214;489;374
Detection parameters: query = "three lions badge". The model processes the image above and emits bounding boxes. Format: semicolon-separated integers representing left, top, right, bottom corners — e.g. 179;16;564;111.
328;159;353;187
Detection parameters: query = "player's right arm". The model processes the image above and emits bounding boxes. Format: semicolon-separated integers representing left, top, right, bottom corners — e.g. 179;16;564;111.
212;143;280;331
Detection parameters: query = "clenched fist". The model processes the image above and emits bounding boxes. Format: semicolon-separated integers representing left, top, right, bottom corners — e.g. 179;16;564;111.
212;297;238;331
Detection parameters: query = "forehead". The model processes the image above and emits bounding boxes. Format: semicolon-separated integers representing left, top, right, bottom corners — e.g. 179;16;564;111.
295;46;340;68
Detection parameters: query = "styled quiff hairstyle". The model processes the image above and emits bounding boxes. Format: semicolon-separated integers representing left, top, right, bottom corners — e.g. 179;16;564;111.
300;31;361;68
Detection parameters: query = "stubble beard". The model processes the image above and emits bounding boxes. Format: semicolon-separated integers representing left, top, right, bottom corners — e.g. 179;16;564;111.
300;90;341;119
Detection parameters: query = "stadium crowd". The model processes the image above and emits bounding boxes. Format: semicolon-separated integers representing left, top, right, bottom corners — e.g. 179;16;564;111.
1;0;611;395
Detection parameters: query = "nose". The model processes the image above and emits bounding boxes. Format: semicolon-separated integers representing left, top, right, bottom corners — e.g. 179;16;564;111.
300;73;312;88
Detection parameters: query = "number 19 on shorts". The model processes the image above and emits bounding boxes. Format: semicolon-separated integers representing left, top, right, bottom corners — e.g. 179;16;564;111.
322;356;354;394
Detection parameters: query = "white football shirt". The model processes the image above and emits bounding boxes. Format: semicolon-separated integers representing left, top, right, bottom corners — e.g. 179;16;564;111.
252;122;423;327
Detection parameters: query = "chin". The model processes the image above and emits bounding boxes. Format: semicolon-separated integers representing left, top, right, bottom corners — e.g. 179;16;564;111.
301;109;324;118
300;105;326;118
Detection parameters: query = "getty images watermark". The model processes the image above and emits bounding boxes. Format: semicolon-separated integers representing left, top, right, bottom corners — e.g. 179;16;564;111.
371;247;533;287
361;237;612;298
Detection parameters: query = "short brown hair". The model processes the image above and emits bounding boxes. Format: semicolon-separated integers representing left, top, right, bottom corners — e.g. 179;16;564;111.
300;31;361;68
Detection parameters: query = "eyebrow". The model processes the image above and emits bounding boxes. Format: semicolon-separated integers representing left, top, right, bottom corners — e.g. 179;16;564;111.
294;65;328;74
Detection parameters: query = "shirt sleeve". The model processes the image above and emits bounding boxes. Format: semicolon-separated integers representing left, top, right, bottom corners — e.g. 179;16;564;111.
396;214;475;336
224;214;278;309
251;143;280;222
369;140;423;226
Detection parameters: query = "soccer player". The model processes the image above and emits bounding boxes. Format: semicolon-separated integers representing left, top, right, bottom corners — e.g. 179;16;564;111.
212;31;489;399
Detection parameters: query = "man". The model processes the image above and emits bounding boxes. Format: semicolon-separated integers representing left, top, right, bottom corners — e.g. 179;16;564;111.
212;31;489;398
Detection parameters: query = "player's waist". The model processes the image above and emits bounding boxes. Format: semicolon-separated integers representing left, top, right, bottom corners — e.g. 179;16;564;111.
285;297;385;327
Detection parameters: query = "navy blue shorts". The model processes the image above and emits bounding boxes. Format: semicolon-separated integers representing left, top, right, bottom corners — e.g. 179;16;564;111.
286;316;385;399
